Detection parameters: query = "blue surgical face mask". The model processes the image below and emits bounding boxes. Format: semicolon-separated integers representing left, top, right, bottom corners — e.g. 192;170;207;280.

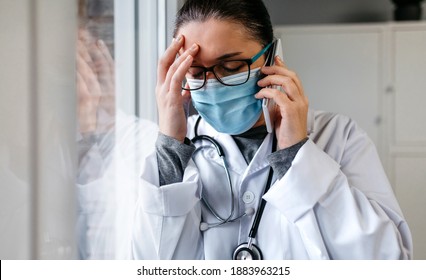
188;68;262;135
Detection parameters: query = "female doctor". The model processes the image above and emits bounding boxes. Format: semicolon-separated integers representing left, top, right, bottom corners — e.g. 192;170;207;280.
133;0;412;259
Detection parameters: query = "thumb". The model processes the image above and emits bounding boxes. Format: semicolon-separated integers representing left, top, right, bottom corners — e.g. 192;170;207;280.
182;88;191;118
181;82;191;104
182;89;191;103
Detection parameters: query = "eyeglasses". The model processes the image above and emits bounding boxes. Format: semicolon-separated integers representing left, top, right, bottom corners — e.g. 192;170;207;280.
182;42;273;91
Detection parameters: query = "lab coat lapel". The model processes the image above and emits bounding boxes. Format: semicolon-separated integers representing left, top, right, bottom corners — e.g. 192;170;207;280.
192;109;315;176
241;133;273;179
191;119;247;175
214;133;247;175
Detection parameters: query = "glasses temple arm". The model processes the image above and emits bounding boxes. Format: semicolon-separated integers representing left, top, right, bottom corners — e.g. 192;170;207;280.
251;41;274;62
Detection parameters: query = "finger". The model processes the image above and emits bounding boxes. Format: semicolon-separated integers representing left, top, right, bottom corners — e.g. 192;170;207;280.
163;44;199;91
77;38;94;69
262;65;303;95
77;52;102;95
88;40;105;73
182;84;192;117
181;83;191;103
168;55;194;96
89;42;115;115
182;90;191;103
255;87;291;108
86;40;115;98
96;39;114;77
278;56;305;96
257;75;300;101
77;52;95;84
262;62;304;96
157;35;185;84
91;42;112;83
274;55;286;68
78;28;94;44
76;71;89;98
77;70;100;108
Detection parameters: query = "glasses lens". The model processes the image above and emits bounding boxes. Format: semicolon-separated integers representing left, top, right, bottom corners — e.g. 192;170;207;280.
214;60;250;86
183;66;205;90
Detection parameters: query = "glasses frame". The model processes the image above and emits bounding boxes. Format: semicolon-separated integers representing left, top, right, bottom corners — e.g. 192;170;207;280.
182;41;274;91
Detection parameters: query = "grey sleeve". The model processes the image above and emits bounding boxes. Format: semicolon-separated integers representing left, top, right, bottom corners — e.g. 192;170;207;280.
155;132;196;186
267;137;309;179
77;132;114;185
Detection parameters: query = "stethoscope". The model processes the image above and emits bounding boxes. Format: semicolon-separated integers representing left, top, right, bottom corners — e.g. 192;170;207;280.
191;116;276;260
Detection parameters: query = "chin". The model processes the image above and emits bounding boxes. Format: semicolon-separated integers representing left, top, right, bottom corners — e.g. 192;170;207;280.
252;115;265;128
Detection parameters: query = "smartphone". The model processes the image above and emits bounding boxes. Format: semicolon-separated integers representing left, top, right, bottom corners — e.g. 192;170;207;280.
262;38;283;133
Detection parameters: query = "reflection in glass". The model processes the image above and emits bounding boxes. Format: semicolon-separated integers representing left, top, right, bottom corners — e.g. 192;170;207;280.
76;0;158;259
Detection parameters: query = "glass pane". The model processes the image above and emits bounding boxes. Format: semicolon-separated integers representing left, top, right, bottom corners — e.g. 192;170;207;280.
76;0;187;260
77;0;118;260
76;0;164;260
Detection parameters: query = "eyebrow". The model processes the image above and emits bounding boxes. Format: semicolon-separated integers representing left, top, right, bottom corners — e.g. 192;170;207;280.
190;51;245;65
215;52;243;61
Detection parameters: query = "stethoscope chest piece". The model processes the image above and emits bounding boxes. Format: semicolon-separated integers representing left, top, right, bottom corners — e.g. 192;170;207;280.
233;242;263;260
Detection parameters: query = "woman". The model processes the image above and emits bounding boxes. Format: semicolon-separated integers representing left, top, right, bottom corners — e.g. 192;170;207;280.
133;0;412;259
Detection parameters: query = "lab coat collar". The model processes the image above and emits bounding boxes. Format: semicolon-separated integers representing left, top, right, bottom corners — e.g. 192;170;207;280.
190;118;246;174
307;109;314;135
193;123;272;176
191;109;315;175
190;109;314;138
207;133;274;176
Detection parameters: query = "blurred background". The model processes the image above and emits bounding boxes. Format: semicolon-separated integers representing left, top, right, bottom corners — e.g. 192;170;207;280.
1;0;425;259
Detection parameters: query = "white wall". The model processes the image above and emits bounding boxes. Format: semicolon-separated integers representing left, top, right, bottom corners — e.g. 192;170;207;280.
276;22;426;259
0;0;77;259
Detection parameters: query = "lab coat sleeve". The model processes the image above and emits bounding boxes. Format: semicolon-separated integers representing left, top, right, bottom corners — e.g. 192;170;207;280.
263;121;413;259
132;151;204;259
77;115;159;259
76;132;118;259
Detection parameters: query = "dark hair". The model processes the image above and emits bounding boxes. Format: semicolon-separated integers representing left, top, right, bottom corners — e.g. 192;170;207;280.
174;0;274;47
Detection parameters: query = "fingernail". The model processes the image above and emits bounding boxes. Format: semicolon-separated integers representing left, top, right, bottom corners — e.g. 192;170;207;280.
175;35;182;42
97;39;105;48
276;55;282;62
191;43;198;51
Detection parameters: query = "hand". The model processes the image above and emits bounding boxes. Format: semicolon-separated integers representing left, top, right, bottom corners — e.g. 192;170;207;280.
77;29;102;134
256;56;309;149
156;35;199;143
77;29;115;134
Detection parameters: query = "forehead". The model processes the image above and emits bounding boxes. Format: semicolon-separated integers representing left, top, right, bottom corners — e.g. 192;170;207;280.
176;18;262;61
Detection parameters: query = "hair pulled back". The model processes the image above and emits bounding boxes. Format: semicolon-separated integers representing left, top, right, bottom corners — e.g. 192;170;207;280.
174;0;274;47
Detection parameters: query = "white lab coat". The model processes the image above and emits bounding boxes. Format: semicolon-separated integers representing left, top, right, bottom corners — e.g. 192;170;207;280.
132;110;413;259
77;112;158;259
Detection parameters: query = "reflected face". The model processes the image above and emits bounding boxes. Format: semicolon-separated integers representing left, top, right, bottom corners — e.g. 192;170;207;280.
176;18;266;78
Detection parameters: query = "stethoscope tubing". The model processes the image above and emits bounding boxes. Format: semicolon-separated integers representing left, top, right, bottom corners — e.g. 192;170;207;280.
192;141;236;224
192;117;238;224
192;116;277;259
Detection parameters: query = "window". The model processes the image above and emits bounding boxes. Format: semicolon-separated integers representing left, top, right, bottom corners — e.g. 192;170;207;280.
76;0;182;259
